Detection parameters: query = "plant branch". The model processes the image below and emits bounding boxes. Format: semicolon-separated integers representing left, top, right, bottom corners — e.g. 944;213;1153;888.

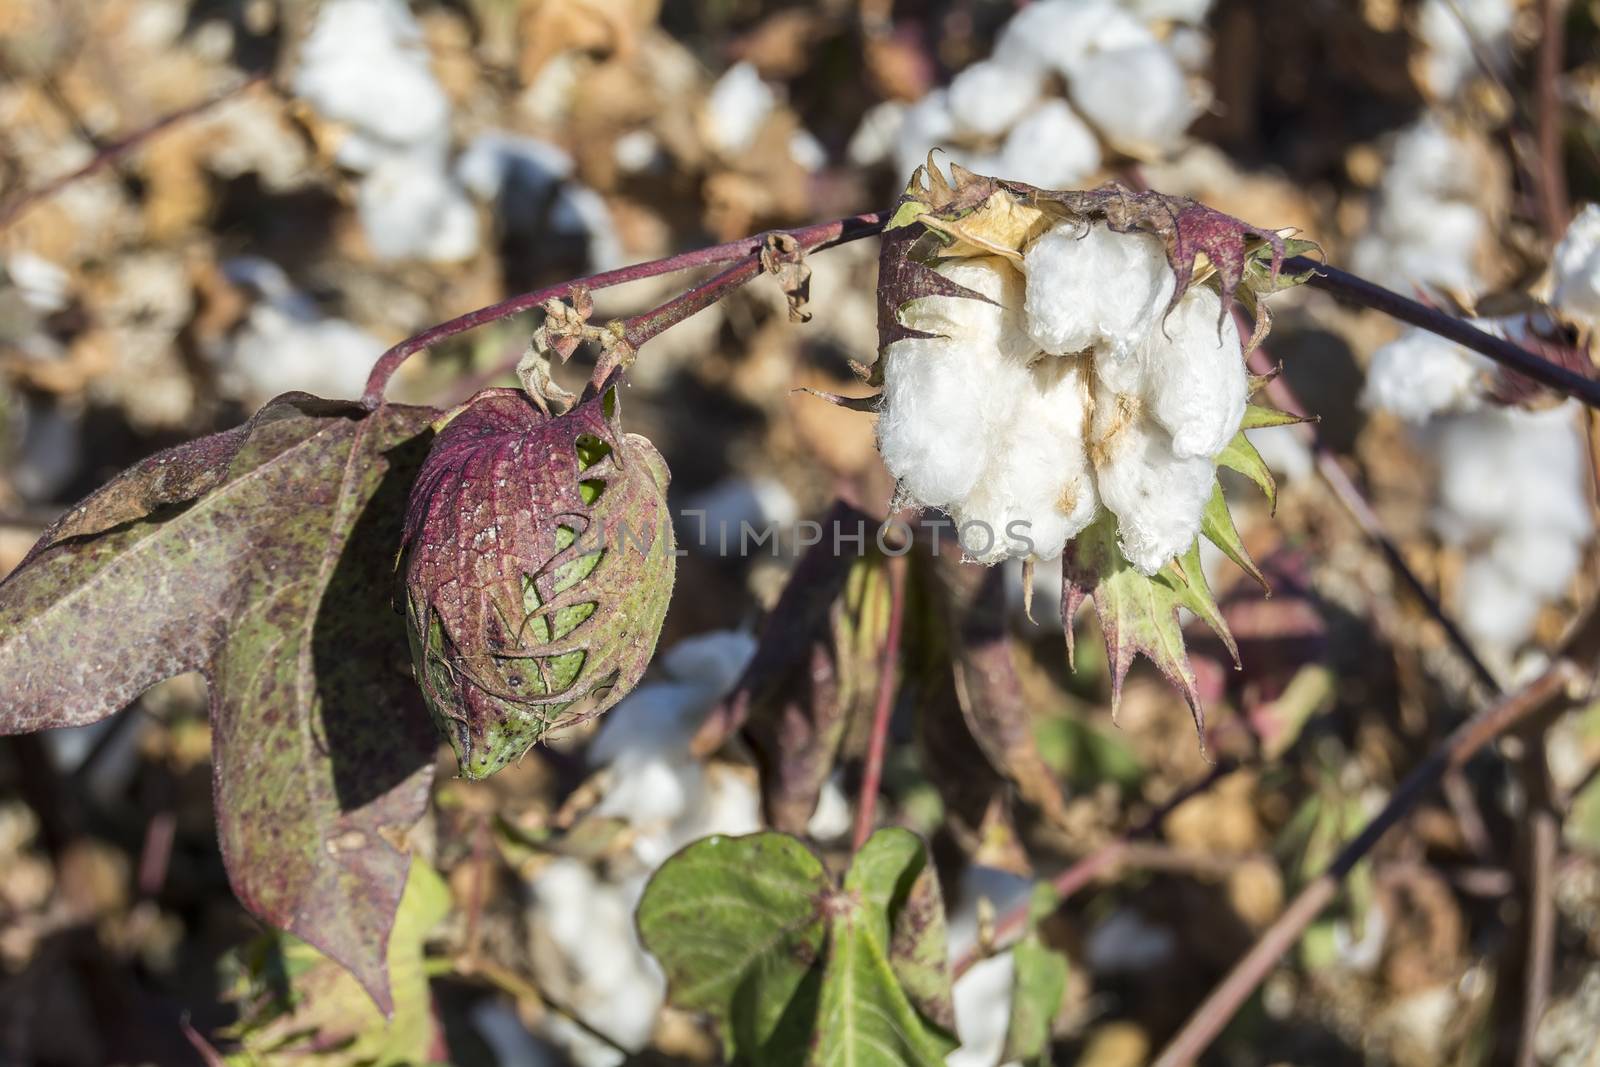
952;759;1240;978
852;553;907;852
0;72;270;231
1286;256;1600;408
1150;659;1580;1067
620;254;763;349
361;211;889;405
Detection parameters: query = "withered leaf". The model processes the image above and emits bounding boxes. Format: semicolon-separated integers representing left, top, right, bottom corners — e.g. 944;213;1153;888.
0;395;439;1011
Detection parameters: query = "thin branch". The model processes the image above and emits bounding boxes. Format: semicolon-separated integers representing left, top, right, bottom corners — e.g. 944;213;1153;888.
0;72;269;231
952;759;1240;978
852;553;908;852
1150;659;1580;1067
1536;0;1572;241
621;254;764;348
1286;256;1600;409
361;211;888;405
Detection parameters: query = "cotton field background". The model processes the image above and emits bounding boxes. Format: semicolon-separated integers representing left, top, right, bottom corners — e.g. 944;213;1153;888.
5;0;1600;1065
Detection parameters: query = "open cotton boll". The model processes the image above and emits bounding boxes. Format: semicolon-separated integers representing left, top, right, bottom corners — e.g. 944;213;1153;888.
848;101;907;168
291;0;451;165
995;0;1153;78
907;256;1037;361
1121;0;1216;21
948;61;1046;138
1068;44;1194;155
1457;556;1547;652
999;100;1103;190
1362;327;1491;421
1092;383;1215;573
1024;223;1175;359
356;154;480;262
527;859;666;1052
1143;285;1246;458
704;62;776;156
1417;0;1514;100
1553;204;1600;329
222;300;384;403
1433;405;1593;544
948;954;1017;1067
1488;529;1584;601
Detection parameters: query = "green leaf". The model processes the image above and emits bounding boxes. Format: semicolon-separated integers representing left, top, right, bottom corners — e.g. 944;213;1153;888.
1240;402;1314;431
1216;428;1277;511
1199;480;1266;591
1002;937;1069;1065
1062;513;1236;750
0;396;440;1010
637;830;956;1066
218;858;450;1065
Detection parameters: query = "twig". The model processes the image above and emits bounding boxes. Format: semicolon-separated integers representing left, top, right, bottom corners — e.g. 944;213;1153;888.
0;72;269;231
621;254;764;348
1286;256;1600;408
1150;659;1580;1067
1536;0;1571;241
952;759;1240;978
852;553;908;852
361;212;888;405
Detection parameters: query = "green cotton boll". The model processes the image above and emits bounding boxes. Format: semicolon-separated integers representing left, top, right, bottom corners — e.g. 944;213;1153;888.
401;382;675;779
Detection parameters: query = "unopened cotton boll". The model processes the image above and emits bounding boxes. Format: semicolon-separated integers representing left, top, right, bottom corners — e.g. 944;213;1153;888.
1553;204;1600;329
1362;327;1491;421
704;62;775;157
1092;381;1216;573
999;100;1103;189
948;61;1046;138
291;0;450;164
1142;285;1246;458
1023;223;1175;359
1068;43;1194;155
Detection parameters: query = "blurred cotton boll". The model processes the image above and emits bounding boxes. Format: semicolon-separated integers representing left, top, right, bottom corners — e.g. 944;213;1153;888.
213;258;384;404
999;100;1103;189
946;865;1033;1067
1362;326;1493;421
703;61;776;156
291;0;451;167
948;61;1046;138
1552;204;1600;330
356;153;479;262
1415;0;1515;101
1068;43;1195;156
994;0;1154;78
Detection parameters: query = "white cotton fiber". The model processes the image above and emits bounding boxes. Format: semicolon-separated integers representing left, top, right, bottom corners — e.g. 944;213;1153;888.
1068;43;1194;155
1417;0;1515;100
999;99;1102;189
1456;556;1547;653
219;273;385;404
1362;327;1490;422
878;338;996;506
704;61;776;156
994;0;1154;78
1553;203;1600;329
659;630;759;694
1121;0;1216;22
893;90;957;180
1433;405;1593;545
907;256;1037;360
1023;222;1175;359
1487;529;1584;600
1092;381;1216;573
848;101;907;168
948;60;1046;138
292;0;451;164
947;953;1016;1067
357;153;480;262
1142;285;1246;458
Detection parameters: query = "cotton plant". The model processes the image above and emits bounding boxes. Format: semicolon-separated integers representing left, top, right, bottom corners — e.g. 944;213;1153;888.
1413;0;1518;102
851;0;1215;189
858;160;1310;736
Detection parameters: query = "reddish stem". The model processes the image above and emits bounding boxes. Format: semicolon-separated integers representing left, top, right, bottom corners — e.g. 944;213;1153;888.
1288;255;1600;408
0;72;269;231
1536;0;1572;241
852;554;908;853
1150;660;1578;1067
361;212;888;406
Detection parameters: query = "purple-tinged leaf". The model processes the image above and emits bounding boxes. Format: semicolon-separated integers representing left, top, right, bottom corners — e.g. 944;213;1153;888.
0;395;440;1011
